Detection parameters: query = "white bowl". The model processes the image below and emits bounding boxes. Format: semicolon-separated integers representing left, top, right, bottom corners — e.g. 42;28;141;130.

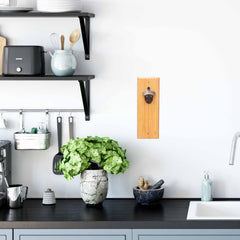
37;0;81;12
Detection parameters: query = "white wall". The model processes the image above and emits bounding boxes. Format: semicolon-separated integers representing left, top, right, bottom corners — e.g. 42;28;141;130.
0;0;240;198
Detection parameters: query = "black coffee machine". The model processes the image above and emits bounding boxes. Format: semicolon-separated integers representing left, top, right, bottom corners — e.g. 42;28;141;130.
0;141;11;206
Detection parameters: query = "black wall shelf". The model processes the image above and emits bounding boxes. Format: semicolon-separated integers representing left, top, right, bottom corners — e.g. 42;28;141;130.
0;11;94;17
0;11;95;60
0;11;95;120
0;75;95;121
0;75;94;81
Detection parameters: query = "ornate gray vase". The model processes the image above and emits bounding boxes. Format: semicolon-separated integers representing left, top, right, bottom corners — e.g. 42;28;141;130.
80;169;108;205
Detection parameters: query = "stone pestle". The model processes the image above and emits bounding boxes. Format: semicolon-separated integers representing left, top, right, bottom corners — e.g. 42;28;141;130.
151;179;164;189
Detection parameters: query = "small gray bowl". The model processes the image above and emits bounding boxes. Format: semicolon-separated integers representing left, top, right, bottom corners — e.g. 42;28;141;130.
133;186;164;205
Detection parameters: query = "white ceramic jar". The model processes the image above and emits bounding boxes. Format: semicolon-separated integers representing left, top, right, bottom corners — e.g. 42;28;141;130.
42;189;56;205
50;50;77;76
37;0;81;12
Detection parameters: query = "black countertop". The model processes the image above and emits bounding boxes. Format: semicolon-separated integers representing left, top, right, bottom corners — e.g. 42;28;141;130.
0;199;240;229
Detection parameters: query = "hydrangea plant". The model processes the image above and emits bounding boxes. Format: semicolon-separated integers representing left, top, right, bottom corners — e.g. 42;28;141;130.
56;136;130;180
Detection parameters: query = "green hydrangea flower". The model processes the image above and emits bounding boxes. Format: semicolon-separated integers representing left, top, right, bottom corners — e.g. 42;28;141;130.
56;136;129;180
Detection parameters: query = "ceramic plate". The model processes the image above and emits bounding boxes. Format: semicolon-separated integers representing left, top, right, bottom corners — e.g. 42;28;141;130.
0;7;33;12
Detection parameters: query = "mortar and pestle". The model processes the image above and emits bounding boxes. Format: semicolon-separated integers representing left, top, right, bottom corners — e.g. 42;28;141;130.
133;179;165;205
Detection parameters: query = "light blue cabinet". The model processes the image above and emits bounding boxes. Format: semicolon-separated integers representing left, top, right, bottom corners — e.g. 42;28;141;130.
133;229;240;240
13;228;240;240
14;229;131;240
0;229;12;240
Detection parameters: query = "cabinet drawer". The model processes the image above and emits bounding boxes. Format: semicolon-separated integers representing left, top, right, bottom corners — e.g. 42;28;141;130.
139;236;240;240
15;229;131;240
19;233;126;240
20;236;125;240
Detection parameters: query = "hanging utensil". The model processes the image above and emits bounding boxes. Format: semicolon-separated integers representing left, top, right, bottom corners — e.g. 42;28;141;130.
69;116;74;140
60;35;65;50
49;32;60;50
69;29;80;50
53;116;63;175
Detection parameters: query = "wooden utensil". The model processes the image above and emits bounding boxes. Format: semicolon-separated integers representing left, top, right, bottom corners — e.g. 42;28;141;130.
61;35;65;50
69;29;80;50
52;116;63;175
0;36;6;75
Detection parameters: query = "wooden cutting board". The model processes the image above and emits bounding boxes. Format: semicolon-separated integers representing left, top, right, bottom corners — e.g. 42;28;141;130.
0;36;6;75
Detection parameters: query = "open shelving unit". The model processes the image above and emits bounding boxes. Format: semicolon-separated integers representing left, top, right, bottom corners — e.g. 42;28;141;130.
0;11;95;121
0;11;95;60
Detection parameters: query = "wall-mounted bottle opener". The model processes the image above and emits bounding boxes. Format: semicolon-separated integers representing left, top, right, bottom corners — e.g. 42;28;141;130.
142;87;155;104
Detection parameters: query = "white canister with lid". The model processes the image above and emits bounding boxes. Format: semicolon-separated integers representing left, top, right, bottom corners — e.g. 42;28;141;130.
42;188;56;205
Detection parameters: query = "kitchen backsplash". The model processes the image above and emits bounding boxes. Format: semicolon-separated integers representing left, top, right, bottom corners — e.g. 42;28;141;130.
0;0;239;198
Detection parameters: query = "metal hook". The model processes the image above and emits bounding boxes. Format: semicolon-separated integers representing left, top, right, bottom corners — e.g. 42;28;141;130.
142;87;155;104
45;110;49;132
19;110;24;132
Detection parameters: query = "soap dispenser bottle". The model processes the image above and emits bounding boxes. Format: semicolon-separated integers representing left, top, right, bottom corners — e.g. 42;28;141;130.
201;172;213;201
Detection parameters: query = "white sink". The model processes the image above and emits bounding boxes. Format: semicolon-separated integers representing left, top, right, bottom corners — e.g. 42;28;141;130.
187;201;240;220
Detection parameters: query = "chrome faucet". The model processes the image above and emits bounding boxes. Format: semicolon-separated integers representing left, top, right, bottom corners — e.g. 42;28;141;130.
229;132;240;165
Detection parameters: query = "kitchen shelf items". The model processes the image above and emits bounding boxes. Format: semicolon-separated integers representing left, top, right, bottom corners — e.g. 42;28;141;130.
0;11;95;60
0;11;95;120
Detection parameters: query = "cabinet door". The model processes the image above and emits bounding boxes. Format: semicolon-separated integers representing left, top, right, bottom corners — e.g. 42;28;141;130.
0;229;12;240
15;229;131;240
133;229;240;240
139;236;240;240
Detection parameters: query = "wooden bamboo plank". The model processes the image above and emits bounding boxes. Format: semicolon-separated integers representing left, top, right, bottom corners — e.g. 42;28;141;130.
137;78;159;139
0;36;6;75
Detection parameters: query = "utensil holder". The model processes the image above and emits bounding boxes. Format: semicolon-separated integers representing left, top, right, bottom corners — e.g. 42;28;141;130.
14;111;50;150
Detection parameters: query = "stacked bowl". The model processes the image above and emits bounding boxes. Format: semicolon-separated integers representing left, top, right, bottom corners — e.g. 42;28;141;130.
37;0;81;12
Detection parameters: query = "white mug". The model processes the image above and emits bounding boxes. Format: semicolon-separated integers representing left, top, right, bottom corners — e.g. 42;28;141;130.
7;184;28;208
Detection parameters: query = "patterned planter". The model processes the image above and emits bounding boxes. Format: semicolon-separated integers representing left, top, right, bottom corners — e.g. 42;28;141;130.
80;169;108;205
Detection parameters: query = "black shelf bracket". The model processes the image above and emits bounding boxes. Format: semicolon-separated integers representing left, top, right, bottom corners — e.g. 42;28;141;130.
79;16;90;60
79;80;90;121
